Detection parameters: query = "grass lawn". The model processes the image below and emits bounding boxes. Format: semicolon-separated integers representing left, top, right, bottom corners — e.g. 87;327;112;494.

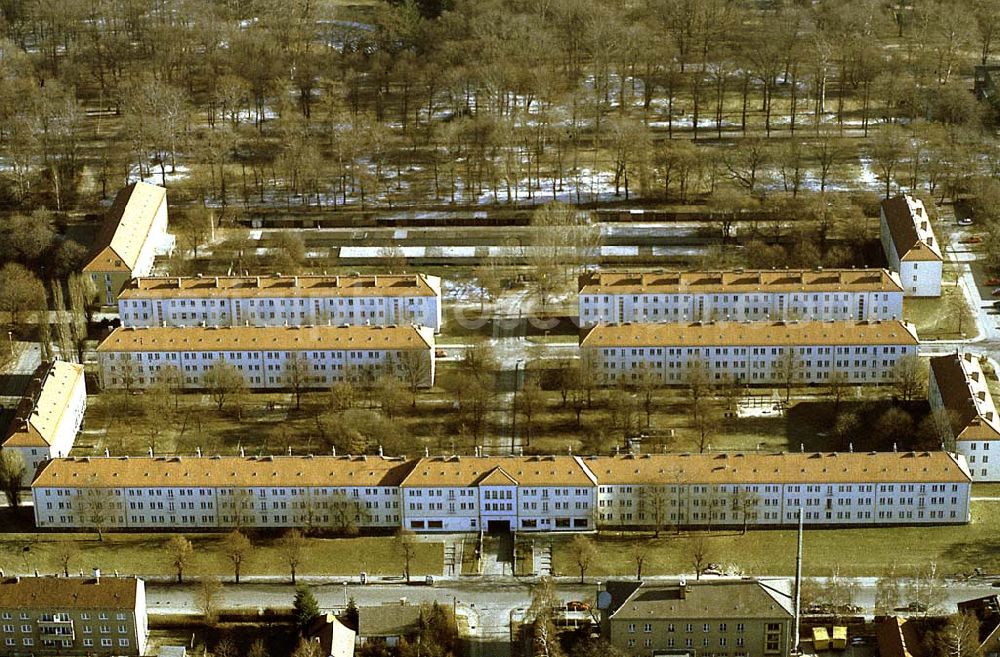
904;280;977;340
552;500;1000;578
0;519;442;579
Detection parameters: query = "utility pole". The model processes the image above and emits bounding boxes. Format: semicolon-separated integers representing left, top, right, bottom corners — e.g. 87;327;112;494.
510;360;523;453
793;507;804;656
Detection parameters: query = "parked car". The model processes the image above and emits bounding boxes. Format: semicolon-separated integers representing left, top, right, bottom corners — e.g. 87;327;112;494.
894;602;928;613
986;278;1000;286
961;236;983;244
850;637;867;646
566;601;590;612
958;217;975;226
435;348;448;358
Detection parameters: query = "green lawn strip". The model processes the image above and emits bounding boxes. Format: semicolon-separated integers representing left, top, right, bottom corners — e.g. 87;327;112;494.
552;501;1000;578
0;533;441;579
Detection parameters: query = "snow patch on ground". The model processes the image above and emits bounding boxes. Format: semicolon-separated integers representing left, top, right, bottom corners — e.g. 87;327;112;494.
128;164;190;186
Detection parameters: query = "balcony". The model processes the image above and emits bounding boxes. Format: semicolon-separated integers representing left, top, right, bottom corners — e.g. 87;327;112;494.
38;618;74;639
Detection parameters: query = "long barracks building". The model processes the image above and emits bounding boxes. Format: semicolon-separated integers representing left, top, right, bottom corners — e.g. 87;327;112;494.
96;324;436;390
579;320;919;386
31;451;972;532
578;269;904;327
117;273;443;332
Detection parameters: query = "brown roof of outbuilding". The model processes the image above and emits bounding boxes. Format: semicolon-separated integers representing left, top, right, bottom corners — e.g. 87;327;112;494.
579;320;919;348
118;274;440;300
31;455;417;489
0;575;140;610
929;353;1000;442
579;269;903;295
881;196;942;262
357;604;424;638
400;456;597;488
582;451;972;485
96;324;435;352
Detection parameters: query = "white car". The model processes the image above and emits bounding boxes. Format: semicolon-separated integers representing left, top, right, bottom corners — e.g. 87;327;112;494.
959;218;974;226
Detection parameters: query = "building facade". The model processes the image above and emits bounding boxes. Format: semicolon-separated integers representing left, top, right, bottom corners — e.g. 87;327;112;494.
880;195;942;297
95;324;436;391
31;451;972;532
0;574;147;657
579;320;920;386
579;269;904;327
602;579;793;657
83;182;173;306
588;451;971;528
398;456;597;533
1;361;86;487
117;274;443;332
929;353;1000;481
32;455;413;532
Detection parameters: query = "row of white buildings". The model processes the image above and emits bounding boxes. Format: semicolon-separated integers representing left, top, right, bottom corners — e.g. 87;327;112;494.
117;273;443;332
96;324;437;391
578;268;906;326
31;451;972;533
929;352;1000;482
578;320;920;386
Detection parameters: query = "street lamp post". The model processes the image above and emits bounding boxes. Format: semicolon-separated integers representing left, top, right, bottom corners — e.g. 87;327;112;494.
7;331;12;357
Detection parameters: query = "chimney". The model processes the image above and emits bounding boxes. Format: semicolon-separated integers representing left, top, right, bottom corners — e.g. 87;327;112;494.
678;578;687;599
93;568;100;583
331;446;336;456
378;445;384;457
424;447;429;457
104;448;110;458
196;447;202;457
215;277;220;288
240;446;245;457
148;447;153;457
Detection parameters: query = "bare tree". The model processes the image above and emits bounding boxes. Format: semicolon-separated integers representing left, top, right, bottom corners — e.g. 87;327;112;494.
892;354;927;401
285;354;312;411
568;534;597;584
0;451;25;507
630;542;649;581
52;541;80;577
775;349;802;403
167;535;194;583
221;530;252;584
517;379;544;446
197;576;223;625
203;360;248;414
689;535;713;580
871;124;907;198
398;350;430;407
395;529;418;583
278;528;307;584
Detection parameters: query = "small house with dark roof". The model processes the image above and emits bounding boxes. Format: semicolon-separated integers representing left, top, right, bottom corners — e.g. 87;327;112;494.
879;195;942;297
958;595;1000;657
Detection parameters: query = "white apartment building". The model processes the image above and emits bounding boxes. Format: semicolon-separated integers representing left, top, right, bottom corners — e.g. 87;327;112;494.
95;324;435;391
579;320;920;386
880;195;942;297
117;274;443;332
588;451;971;528
0;574;147;657
31;455;413;531
398;455;597;533
578;269;904;327
929;353;1000;481
1;361;86;487
83;182;173;306
30;452;971;532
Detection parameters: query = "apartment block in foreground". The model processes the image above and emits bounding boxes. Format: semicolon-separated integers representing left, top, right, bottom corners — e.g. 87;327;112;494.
83;182;173;306
880;195;942;297
601;579;793;657
1;361;86;487
578;269;904;326
929;352;1000;481
31;451;971;532
0;574;147;657
117;273;443;332
95;324;435;390
579;320;919;386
